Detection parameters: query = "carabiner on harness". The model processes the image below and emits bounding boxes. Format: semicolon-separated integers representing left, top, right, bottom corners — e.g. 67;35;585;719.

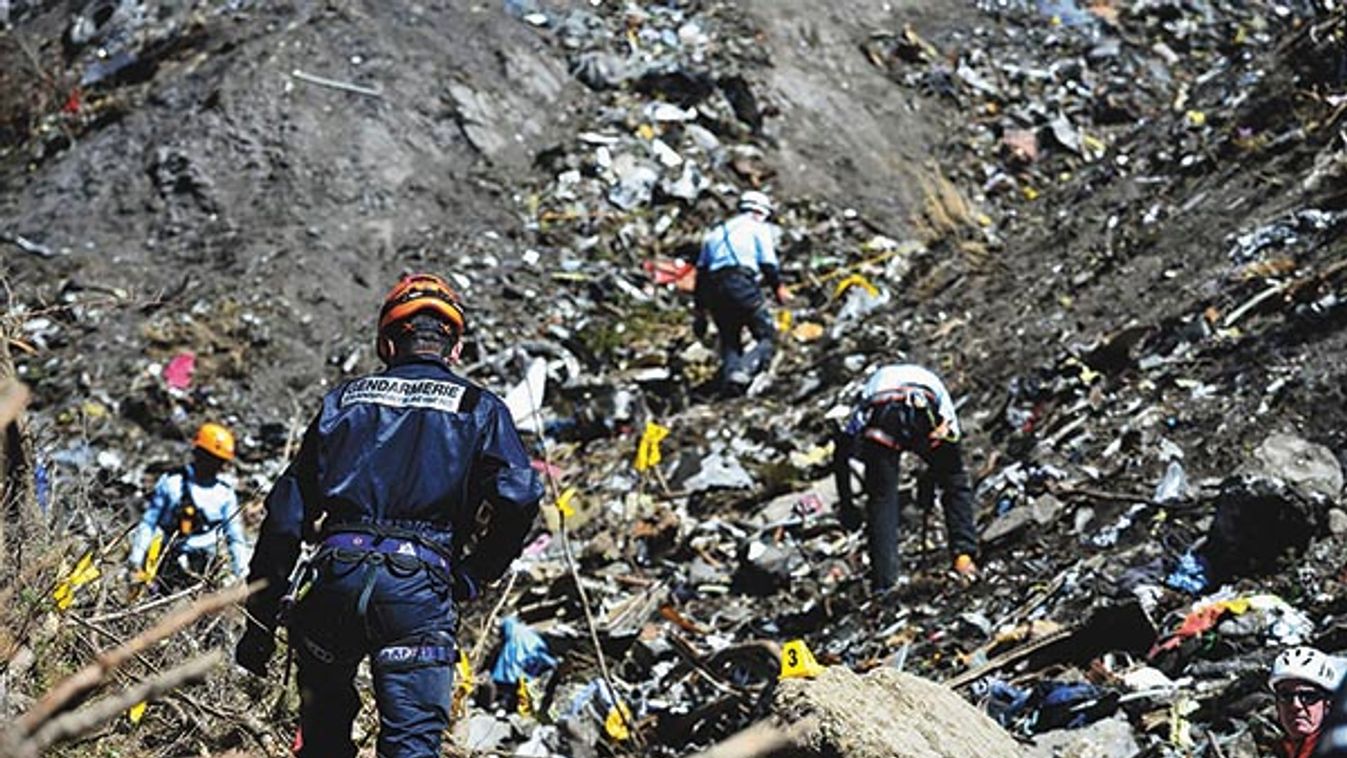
277;542;320;627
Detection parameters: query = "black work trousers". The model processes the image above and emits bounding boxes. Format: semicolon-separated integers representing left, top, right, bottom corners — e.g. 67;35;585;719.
700;267;775;385
858;438;977;589
290;549;457;758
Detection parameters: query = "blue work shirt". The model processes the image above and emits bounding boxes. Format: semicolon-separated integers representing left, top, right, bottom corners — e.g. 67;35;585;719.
697;212;778;276
246;354;544;631
128;464;249;576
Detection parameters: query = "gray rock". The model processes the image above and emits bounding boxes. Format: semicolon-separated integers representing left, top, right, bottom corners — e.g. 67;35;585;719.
1028;714;1139;758
679;451;754;493
570;50;631;90
448;84;508;156
983;494;1063;543
983;504;1035;543
465;713;513;751
773;666;1026;757
1252;433;1344;501
1329;508;1347;535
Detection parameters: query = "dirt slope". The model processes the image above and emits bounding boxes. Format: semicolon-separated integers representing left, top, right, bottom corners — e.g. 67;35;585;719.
743;0;953;222
3;0;577;424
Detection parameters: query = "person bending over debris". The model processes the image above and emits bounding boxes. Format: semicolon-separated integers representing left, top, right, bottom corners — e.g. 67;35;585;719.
832;363;978;590
693;189;791;394
235;273;543;758
127;422;248;591
1267;646;1343;758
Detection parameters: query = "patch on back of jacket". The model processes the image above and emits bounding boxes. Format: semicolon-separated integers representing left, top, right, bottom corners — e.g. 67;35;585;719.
341;376;467;413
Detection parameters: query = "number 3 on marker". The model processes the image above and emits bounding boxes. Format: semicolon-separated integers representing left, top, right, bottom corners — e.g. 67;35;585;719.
779;639;824;679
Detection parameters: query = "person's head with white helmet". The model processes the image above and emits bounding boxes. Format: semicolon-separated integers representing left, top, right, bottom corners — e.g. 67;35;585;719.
738;190;774;219
1269;646;1342;750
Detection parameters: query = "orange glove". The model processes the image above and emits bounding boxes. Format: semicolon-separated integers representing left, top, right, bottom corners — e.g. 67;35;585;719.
954;554;978;578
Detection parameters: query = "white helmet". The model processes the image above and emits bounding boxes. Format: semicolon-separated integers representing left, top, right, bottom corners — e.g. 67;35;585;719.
738;190;774;217
1269;646;1343;692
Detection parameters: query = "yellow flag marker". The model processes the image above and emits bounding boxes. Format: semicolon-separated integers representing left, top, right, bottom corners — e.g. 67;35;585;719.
605;701;633;742
136;530;165;584
634;421;670;472
53;551;101;611
775;308;793;332
451;652;474;720
517;675;533;717
555;487;578;520
779;639;826;680
128;701;148;725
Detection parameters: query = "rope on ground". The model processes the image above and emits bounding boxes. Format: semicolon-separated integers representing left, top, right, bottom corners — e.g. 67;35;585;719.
520;354;645;751
468;568;520;669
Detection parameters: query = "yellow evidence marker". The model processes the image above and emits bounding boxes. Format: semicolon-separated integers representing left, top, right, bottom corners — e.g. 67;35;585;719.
779;639;826;680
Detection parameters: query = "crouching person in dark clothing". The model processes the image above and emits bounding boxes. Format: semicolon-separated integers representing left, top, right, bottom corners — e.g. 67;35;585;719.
833;363;978;590
235;273;544;758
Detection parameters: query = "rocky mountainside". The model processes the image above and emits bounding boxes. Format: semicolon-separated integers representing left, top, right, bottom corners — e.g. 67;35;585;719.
3;1;1346;756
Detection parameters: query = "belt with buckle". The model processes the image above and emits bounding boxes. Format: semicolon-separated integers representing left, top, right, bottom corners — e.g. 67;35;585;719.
322;532;450;571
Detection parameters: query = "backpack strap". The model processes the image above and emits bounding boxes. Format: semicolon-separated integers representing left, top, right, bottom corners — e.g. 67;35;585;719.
719;222;743;269
171;466;220;536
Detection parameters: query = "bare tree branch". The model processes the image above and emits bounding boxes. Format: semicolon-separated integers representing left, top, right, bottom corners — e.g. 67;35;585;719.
15;580;259;736
689;716;819;758
26;652;224;755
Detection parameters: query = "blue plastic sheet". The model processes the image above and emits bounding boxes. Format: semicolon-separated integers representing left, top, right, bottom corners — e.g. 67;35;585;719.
1165;551;1210;595
491;616;558;684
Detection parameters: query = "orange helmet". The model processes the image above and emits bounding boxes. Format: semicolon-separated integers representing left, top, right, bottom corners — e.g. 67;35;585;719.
377;273;467;363
194;422;235;461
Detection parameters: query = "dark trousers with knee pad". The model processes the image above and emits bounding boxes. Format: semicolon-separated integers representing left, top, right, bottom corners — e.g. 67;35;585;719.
702;268;776;385
859;439;976;589
291;549;457;758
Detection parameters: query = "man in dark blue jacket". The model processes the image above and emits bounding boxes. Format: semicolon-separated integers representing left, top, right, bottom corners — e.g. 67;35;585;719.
235;273;543;758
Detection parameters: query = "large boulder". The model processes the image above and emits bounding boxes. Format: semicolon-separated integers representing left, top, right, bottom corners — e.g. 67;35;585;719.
1251;433;1344;501
772;665;1026;758
1027;715;1140;758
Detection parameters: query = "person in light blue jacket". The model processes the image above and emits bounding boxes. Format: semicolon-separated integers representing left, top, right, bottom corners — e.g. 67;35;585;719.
694;190;792;393
127;422;248;589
